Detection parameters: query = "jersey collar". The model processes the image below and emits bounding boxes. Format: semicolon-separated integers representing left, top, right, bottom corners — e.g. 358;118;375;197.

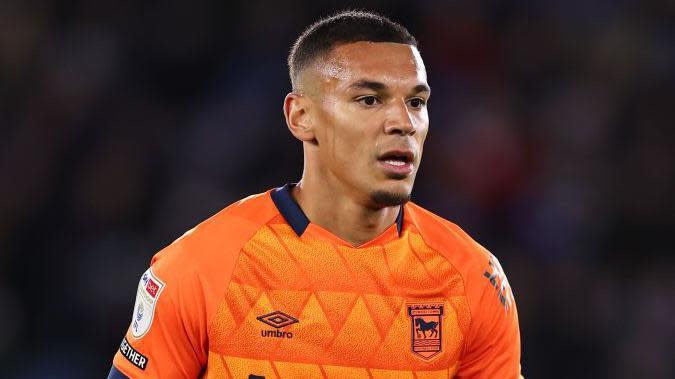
270;183;404;238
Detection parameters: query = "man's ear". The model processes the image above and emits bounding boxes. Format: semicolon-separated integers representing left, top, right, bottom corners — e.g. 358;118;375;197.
283;92;316;143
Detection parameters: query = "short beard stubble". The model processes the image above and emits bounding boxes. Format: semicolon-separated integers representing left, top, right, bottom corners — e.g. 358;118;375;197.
369;171;414;208
370;190;411;208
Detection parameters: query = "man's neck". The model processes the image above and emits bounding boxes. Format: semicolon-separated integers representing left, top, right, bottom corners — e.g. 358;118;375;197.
291;178;400;247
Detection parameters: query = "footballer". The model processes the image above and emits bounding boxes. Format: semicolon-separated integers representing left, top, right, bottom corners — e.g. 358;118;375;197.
108;10;522;378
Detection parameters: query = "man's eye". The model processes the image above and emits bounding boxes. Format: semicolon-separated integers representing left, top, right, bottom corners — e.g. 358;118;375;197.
357;96;379;106
408;98;426;109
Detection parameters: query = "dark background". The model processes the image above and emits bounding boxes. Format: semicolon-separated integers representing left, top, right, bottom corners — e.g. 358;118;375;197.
1;0;674;378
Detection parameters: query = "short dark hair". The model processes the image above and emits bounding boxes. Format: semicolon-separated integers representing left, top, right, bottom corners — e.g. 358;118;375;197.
288;10;418;89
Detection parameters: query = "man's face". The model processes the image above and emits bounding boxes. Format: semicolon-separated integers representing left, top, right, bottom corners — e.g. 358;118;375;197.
303;41;430;207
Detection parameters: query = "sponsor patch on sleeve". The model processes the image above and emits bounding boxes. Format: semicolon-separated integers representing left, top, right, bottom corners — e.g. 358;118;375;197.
119;337;148;370
130;267;165;339
483;253;514;310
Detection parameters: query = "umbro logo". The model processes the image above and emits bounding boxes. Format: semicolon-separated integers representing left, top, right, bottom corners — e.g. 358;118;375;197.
257;310;299;339
257;311;299;328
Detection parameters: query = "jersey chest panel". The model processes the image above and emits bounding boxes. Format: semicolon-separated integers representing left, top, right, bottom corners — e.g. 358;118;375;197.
205;223;471;378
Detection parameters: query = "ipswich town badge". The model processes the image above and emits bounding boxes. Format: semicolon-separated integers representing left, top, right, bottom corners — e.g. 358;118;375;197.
130;268;165;339
407;303;444;360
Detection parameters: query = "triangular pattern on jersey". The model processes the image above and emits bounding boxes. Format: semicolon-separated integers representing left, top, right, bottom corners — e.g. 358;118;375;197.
206;215;470;377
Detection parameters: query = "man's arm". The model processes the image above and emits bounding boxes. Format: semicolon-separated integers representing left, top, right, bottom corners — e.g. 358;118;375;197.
108;242;209;378
456;253;522;378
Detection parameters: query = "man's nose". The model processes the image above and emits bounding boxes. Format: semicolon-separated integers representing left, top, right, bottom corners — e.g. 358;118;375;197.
384;99;416;136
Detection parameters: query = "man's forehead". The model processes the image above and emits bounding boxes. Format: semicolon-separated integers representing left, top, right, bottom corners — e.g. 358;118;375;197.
307;41;427;91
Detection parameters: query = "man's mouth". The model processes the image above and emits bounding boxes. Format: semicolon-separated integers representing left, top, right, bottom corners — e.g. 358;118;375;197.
378;150;414;164
377;150;415;176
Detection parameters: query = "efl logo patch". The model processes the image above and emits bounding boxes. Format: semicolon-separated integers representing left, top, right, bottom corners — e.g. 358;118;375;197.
408;303;444;360
130;268;165;339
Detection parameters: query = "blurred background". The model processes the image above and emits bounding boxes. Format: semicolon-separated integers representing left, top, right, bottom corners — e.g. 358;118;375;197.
1;0;674;377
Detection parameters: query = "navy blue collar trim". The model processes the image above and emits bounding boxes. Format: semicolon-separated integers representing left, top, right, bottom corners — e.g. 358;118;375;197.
271;184;310;236
271;184;404;238
396;205;404;235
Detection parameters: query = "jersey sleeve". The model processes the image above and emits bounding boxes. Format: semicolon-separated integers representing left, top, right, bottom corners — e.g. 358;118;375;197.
110;240;209;378
456;253;523;379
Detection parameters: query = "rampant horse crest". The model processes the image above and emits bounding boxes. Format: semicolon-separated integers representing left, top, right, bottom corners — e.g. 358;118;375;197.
407;303;444;360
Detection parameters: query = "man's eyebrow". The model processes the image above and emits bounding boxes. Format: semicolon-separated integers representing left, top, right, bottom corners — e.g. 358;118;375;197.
346;80;430;94
413;84;431;94
346;80;387;92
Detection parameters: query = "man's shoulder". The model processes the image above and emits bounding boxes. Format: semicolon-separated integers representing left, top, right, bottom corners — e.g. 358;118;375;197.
404;202;492;274
150;190;279;279
405;202;517;324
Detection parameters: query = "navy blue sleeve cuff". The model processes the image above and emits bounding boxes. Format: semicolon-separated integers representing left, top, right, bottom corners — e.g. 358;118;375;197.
107;365;130;379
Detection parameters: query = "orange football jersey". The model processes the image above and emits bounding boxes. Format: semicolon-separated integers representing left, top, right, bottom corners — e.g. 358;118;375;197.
109;184;522;378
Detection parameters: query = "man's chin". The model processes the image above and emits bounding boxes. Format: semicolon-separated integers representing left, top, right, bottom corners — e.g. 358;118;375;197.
370;190;411;208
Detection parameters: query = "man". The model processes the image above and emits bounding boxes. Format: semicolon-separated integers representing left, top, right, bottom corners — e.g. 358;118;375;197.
108;10;522;379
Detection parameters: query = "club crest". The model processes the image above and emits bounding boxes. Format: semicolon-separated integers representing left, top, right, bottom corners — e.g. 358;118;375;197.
407;303;444;360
